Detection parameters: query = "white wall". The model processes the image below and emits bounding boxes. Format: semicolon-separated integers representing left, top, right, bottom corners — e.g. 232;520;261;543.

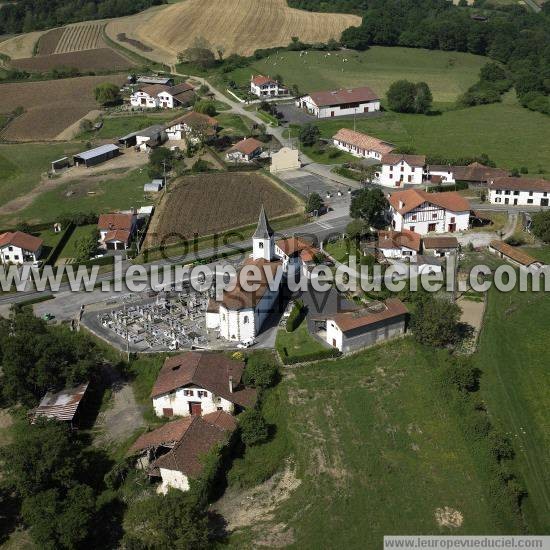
130;91;158;108
391;205;469;235
333;139;383;161
377;161;424;188
489;188;550;207
0;245;40;265
379;246;416;259
158;468;190;493
219;305;256;342
429;168;455;184
152;387;234;417
157;91;175;108
296;96;380;118
251;82;285;96
326;320;343;351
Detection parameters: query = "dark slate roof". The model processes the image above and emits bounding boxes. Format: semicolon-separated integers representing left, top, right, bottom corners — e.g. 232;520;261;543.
253;205;274;239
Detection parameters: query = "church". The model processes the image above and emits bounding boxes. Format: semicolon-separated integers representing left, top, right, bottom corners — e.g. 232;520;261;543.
206;206;317;343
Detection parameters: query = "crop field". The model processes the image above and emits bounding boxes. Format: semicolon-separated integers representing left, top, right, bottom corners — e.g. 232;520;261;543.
12;48;135;72
36;28;64;55
227;47;488;103
0;30;45;59
52;23;104;54
0;74;126;141
106;0;361;63
148;172;301;245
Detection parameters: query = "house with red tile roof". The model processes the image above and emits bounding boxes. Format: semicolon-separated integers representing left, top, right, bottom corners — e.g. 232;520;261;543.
130;81;195;109
150;352;256;418
250;75;288;97
0;231;43;265
489;177;550;207
376;153;427;188
332;128;394;161
388;189;470;235
370;229;422;260
225;137;263;162
296;86;380;118
97;212;136;250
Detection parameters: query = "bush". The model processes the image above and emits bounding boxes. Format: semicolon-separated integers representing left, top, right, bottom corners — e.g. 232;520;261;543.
242;356;278;389
193;99;217;116
504;235;525;246
286;300;304;332
489;432;515;462
238;409;269;446
298;123;320;146
387;80;432;113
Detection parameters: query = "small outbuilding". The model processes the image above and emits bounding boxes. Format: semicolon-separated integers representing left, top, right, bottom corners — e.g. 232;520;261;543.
73;144;120;168
32;382;89;427
144;179;165;193
51;156;70;173
489;240;545;270
269;147;300;173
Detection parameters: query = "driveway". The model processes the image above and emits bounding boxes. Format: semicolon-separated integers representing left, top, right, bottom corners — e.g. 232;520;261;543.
276;103;316;125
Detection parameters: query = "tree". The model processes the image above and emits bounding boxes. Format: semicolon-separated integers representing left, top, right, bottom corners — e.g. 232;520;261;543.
387;80;432;113
346;218;367;240
350;188;388;228
410;295;461;347
179;36;216;69
215;44;225;61
93;82;120;106
413;81;433;114
193;99;217;116
74;232;97;263
242;357;278;389
298;123;320;147
238;409;269;446
148;147;173;179
305;192;323;214
531;211;550;243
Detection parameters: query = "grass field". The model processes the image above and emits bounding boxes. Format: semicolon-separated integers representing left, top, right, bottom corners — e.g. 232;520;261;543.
8;168;150;225
80;112;177;140
0;142;81;208
229;338;513;547
474;285;550;532
216;113;253;136
56;224;97;261
106;0;361;63
311;93;550;175
275;319;329;361
225;47;488;103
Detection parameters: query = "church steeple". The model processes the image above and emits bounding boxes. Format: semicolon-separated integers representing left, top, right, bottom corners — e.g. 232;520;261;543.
252;205;274;260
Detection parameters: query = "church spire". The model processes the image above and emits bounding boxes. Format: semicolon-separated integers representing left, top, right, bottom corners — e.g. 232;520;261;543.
253;205;273;239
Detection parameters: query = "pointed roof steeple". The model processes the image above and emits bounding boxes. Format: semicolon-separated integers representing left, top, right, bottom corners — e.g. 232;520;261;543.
253;205;273;239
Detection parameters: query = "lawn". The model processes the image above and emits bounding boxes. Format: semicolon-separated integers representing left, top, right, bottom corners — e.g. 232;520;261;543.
228;338;512;547
312;93;550;176
474;286;550;533
216;112;252;136
56;224;97;261
7;168;151;225
0;142;81;208
80;112;177;140
524;245;550;264
224;46;488;104
324;238;355;263
275;319;331;362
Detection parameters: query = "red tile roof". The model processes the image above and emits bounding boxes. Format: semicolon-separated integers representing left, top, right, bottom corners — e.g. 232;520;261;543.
150;352;256;407
251;75;279;86
489;177;550;193
0;231;43;252
130;416;194;454
151;414;235;477
330;298;408;333
140;84;171;96
381;153;426;167
166;111;218;130
452;162;510;182
98;213;134;231
377;229;421;252
308;86;379;107
389;189;470;215
332;128;394;156
228;137;263;156
276;236;313;256
103;229;131;244
422;236;459;249
489;240;541;267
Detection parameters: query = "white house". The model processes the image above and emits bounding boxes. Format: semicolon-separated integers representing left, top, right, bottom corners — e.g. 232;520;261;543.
164;111;218;143
489;177;550;207
376;153;426;188
324;298;408;353
135;124;168;152
0;231;43;265
275;236;319;280
130;82;194;109
427;165;455;184
388;189;470;235
97;212;136;250
422;236;459;257
372;229;421;259
250;75;288;97
296;86;380;118
150;352;256;418
225;137;263;163
332;128;394;161
145;412;236;493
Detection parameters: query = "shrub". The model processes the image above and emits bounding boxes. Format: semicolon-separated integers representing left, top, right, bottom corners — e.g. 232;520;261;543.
504;235;525;246
286;300;304;332
238;409;269;446
489;432;515;462
242;357;278;389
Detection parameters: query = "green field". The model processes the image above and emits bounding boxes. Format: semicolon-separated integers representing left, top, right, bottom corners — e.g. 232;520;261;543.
229;338;518;547
225;47;489;103
216;112;252;136
5;168;150;225
56;224;97;261
80;112;177;140
311;93;550;175
0;142;81;208
475;285;550;532
275;319;330;362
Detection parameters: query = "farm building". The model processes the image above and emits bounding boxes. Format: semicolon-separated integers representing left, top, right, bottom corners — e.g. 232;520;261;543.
250;75;288;97
147;413;236;493
50;156;70;173
144;179;165;193
452;162;510;185
135;125;168;152
32;382;89;427
225;137;263;162
98;212;137;250
270;147;300;173
332;128;394;161
388;189;470;235
422;236;459;257
0;231;43;265
489;240;545;270
412;254;444;275
164;111;218;142
150;352;256;418
137;76;174;86
314;298;408;353
130;82;195;109
488;177;550;207
427;165;456;184
73;143;120;167
376;153;426;187
296;86;380;118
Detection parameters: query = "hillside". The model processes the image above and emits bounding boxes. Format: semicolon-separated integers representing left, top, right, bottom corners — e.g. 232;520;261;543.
105;0;362;63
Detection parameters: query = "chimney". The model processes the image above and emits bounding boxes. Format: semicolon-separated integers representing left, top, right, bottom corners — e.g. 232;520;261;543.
399;200;404;209
229;375;233;394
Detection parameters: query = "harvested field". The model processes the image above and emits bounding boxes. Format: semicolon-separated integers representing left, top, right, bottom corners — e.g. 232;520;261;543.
0;74;126;141
37;28;64;55
149;172;301;245
54;23;104;54
106;0;361;63
116;33;152;52
12;48;135;72
0;30;45;59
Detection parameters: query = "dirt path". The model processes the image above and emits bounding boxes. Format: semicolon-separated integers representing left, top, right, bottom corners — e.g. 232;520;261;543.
457;295;486;353
54;109;103;141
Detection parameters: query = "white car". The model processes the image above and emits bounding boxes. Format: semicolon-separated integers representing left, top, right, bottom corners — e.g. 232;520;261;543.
237;339;255;349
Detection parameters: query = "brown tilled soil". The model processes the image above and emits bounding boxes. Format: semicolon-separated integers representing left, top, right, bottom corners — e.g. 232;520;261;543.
147;172;301;246
0;74;126;140
37;28;64;55
12;47;135;72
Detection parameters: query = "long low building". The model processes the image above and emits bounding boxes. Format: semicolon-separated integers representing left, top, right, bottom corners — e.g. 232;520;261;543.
296;86;380;118
489;177;550;207
489;240;545;270
74;143;120;167
332;128;394;161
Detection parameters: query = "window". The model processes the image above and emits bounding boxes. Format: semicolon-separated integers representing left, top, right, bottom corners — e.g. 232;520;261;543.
243;315;249;324
258;242;264;249
432;213;437;219
389;174;393;179
527;199;533;204
450;217;455;223
389;166;393;171
197;391;208;398
401;166;404;172
529;191;533;196
183;389;194;396
13;255;19;260
412;215;417;221
514;191;519;196
505;190;510;195
409;226;415;232
8;246;12;252
496;190;502;195
428;223;437;232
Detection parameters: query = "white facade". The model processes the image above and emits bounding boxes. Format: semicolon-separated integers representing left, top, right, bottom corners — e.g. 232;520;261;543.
157;91;176;109
152;386;234;418
333;138;383;160
377;161;424;188
391;204;469;235
158;468;189;494
250;78;287;97
0;244;41;265
429;167;455;184
489;188;550;207
296;96;380;118
130;90;159;108
326;319;344;351
378;244;417;259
